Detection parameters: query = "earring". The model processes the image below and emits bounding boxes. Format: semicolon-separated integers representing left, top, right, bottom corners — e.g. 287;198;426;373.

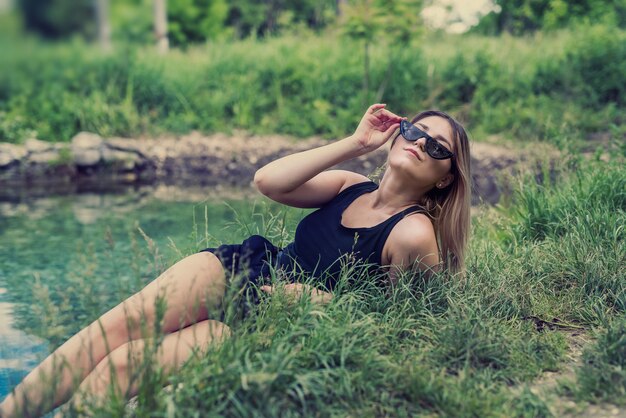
437;183;443;188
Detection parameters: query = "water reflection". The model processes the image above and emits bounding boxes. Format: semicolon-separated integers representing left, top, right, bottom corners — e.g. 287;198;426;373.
0;184;258;225
0;289;48;400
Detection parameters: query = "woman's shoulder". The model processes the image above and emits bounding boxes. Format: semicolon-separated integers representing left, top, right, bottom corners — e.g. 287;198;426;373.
336;171;375;193
382;212;439;267
394;212;436;242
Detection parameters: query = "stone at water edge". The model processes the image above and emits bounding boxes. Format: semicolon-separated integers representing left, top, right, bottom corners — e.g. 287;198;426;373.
0;143;28;168
71;132;104;166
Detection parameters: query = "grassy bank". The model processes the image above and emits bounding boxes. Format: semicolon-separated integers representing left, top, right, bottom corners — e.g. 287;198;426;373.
10;156;622;416
1;26;625;154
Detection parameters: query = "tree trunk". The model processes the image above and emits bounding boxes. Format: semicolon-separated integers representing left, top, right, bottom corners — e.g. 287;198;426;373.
375;56;394;103
154;0;169;54
94;0;111;51
363;41;370;106
336;0;347;17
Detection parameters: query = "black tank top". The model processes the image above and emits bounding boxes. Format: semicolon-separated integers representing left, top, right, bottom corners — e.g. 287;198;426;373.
276;181;424;288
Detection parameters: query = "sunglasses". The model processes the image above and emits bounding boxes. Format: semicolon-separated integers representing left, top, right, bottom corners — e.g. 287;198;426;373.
400;120;454;160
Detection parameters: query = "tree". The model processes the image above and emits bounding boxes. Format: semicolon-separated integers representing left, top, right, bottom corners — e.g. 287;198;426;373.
154;0;169;53
340;0;422;104
473;0;626;35
95;0;111;51
225;0;337;38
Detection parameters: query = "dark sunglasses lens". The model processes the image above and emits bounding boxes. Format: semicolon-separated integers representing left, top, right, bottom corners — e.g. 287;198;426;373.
401;121;422;141
426;140;453;159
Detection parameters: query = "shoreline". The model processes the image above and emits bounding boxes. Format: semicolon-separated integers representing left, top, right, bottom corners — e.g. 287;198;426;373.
0;131;537;205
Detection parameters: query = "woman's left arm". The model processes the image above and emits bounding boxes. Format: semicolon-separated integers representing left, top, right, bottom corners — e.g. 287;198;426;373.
260;283;333;305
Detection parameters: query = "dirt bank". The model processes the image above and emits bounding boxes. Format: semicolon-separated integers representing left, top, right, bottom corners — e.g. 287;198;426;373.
0;131;553;204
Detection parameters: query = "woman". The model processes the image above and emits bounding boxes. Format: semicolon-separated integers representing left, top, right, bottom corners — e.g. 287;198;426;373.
0;104;470;417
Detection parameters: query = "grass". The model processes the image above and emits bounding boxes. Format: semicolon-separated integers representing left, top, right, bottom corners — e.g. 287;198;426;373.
3;154;622;416
572;318;626;405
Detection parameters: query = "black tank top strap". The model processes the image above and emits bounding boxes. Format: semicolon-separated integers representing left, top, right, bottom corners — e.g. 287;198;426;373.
329;181;378;208
399;205;427;217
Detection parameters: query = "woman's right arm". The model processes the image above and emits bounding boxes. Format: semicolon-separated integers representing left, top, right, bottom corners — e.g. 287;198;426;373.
253;139;366;208
254;104;402;208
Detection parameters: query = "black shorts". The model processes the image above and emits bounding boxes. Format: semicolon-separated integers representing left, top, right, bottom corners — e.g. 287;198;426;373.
200;235;280;321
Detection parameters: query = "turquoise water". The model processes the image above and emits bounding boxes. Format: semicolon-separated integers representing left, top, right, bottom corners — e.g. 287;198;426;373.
0;187;303;401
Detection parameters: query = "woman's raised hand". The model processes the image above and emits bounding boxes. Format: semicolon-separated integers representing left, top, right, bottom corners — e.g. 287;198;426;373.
351;104;403;154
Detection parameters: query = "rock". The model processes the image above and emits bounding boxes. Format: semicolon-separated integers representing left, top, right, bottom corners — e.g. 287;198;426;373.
73;149;100;166
71;132;103;166
101;148;139;171
107;137;148;154
0;143;28;168
29;151;59;164
24;138;52;153
151;145;168;161
72;132;103;149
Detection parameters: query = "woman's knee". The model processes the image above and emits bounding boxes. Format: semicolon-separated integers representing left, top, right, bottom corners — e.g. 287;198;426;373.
157;319;231;368
197;319;231;345
105;320;231;373
84;342;135;393
103;342;137;374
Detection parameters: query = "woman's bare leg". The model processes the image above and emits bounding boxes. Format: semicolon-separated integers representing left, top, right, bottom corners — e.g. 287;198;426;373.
0;251;226;418
60;319;231;417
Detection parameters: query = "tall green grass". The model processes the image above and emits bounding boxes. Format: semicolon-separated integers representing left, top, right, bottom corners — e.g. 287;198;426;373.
1;26;624;148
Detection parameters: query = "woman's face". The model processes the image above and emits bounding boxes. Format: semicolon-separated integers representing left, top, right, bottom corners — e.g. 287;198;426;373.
388;115;456;189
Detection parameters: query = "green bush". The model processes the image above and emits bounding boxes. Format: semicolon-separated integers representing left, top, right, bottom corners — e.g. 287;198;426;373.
437;51;494;107
510;159;626;242
533;25;626;108
0;35;431;142
0;28;624;144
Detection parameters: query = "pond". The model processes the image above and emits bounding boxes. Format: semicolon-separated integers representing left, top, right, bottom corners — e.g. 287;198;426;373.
0;185;305;402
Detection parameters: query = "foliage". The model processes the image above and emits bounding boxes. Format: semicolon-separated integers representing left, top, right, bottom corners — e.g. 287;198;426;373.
533;25;626;108
474;0;626;34
17;0;95;39
226;0;338;38
15;0;340;43
436;51;494;108
109;0;153;44
1;27;624;146
168;0;229;45
0;35;426;142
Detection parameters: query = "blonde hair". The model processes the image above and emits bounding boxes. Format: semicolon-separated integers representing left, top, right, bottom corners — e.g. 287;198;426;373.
391;110;471;274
